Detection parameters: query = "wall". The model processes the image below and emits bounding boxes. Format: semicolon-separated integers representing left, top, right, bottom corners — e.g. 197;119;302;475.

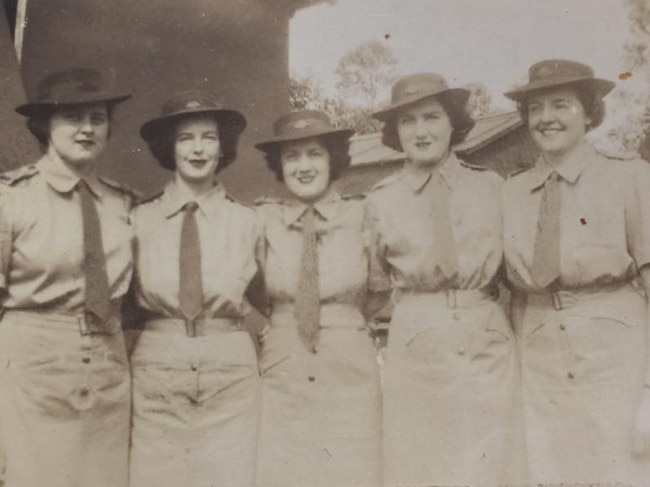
19;0;302;200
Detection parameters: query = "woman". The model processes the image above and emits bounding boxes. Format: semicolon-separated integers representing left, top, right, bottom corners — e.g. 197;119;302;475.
369;73;522;486
0;68;134;487
253;110;390;487
502;59;650;484
129;91;260;487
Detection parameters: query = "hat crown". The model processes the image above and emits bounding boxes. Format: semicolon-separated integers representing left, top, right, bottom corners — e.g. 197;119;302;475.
160;91;226;117
272;110;335;137
390;73;450;105
35;68;106;103
529;59;594;83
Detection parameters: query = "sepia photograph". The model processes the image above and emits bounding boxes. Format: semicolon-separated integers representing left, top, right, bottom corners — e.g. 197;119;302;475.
0;0;649;486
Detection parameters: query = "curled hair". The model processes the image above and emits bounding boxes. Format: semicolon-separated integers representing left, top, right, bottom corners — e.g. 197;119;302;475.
380;95;475;152
27;103;116;153
146;114;240;172
263;135;352;182
515;82;606;132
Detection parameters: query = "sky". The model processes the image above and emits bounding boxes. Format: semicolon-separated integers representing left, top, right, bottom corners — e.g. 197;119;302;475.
290;0;634;111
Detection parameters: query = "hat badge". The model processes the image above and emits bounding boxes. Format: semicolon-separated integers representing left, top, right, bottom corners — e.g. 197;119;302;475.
294;120;311;129
404;86;422;96
185;100;202;109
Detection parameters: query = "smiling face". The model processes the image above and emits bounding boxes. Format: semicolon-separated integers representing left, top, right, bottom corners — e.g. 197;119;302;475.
47;103;109;167
396;97;453;166
527;87;591;161
280;137;331;202
174;115;220;184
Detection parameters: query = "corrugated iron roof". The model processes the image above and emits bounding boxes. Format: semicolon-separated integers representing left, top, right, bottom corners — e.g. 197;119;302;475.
349;110;522;166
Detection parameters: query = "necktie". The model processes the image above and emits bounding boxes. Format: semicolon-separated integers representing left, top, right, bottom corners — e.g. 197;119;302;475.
430;171;459;281
78;179;111;330
179;201;203;336
531;171;562;288
294;205;320;353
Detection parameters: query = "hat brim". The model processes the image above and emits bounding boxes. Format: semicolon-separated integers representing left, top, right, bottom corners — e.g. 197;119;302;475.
15;93;132;117
504;77;615;101
140;108;247;143
255;127;354;153
372;88;470;122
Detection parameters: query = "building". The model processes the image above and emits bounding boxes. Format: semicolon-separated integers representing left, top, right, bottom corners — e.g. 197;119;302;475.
1;0;330;200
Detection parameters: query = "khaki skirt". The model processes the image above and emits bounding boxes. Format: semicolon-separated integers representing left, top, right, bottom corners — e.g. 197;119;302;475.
129;319;260;487
382;290;522;487
515;283;649;485
256;305;381;487
0;310;131;487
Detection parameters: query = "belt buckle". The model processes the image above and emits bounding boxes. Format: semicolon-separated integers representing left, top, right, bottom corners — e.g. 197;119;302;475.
446;289;457;309
551;290;576;310
185;319;198;337
79;312;95;336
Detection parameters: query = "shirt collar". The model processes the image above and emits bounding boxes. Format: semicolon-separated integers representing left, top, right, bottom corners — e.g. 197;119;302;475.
38;153;103;198
161;178;226;219
528;141;594;192
282;189;342;228
401;152;462;193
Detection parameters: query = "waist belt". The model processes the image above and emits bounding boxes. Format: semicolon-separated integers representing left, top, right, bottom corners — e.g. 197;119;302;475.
2;309;121;336
144;317;243;337
524;281;635;311
395;288;496;309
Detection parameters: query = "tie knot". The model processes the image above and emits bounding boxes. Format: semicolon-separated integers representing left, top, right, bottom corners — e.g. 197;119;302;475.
184;201;199;213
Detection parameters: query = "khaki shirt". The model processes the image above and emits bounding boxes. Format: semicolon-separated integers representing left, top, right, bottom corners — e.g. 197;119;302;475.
132;180;259;320
367;153;504;292
255;190;389;319
502;142;650;292
0;155;134;313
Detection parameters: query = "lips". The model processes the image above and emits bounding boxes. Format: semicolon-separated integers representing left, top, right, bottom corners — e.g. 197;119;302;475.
188;159;208;168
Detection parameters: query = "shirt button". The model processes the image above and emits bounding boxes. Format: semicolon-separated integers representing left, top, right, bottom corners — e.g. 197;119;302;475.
191;365;198;372
457;347;466;356
81;357;91;364
308;376;316;382
559;324;566;331
79;387;89;397
567;372;575;379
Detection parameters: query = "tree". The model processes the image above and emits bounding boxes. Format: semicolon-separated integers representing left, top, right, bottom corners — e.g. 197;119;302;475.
335;40;398;111
289;73;382;135
463;82;497;119
609;0;650;154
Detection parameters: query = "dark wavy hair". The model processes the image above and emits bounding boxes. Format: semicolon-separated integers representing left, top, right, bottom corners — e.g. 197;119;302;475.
515;81;606;132
380;94;475;152
263;134;352;182
27;103;116;153
145;113;241;172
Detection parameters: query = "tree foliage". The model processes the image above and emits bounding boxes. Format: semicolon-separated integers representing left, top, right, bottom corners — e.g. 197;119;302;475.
334;40;398;111
463;82;498;119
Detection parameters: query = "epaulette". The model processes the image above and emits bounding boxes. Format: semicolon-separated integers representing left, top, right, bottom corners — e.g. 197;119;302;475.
341;192;366;201
595;147;639;161
254;196;284;206
371;170;403;190
225;193;254;208
134;189;164;207
506;166;533;179
459;160;489;171
99;176;142;200
0;164;39;186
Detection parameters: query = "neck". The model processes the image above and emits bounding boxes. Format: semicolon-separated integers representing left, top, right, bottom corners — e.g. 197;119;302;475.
542;141;584;169
174;174;215;199
407;151;451;172
47;148;96;179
